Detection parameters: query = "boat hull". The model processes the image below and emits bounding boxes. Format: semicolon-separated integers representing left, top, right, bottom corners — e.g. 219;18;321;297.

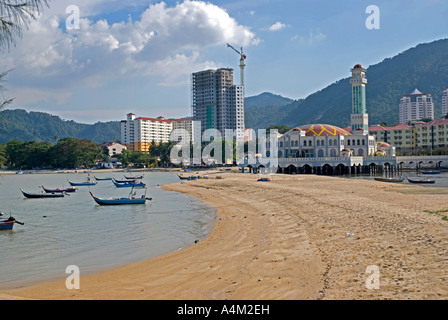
0;221;14;230
90;192;147;205
42;186;77;193
407;178;436;184
21;189;65;198
374;178;404;183
68;181;97;186
112;180;146;188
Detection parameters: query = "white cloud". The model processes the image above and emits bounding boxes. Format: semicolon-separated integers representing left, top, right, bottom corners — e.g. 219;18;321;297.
0;0;260;105
268;22;287;32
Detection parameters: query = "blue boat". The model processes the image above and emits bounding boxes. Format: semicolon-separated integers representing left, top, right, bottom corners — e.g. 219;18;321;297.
112;179;146;188
420;170;440;175
68;177;97;186
0;214;24;231
89;191;150;205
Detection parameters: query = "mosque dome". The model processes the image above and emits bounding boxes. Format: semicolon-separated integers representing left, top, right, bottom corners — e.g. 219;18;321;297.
377;142;391;148
299;124;351;137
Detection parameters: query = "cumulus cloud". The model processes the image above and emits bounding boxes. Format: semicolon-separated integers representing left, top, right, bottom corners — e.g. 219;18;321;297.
268;22;287;32
0;0;260;103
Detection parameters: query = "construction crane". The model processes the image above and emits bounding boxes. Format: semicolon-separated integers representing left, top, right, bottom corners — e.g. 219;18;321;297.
227;43;246;88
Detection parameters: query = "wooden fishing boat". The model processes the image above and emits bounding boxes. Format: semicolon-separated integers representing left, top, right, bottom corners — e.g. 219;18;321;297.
94;176;113;181
42;186;77;193
21;188;65;198
67;178;97;186
112;179;146;188
420;170;440;175
374;177;404;183
124;175;143;180
0;216;24;230
114;178;136;183
89;190;150;205
406;177;436;184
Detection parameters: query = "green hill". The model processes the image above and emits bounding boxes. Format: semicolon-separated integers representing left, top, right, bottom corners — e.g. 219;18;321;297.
0;109;121;143
245;38;448;129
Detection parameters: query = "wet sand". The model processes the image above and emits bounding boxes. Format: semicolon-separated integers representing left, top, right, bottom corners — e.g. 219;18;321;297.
2;173;448;300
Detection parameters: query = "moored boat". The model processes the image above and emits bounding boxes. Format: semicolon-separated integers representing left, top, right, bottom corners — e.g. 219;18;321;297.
94;176;113;181
374;177;404;183
257;178;271;182
124;175;143;180
68;177;97;186
42;186;77;193
112;179;146;188
420;170;440;175
21;188;65;198
406;177;436;184
89;190;150;205
0;215;24;230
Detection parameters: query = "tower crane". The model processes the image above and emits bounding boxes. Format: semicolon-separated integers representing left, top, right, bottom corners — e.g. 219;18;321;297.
227;43;246;88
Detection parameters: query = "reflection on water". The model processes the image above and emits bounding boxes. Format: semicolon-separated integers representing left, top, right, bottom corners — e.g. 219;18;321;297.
0;172;215;289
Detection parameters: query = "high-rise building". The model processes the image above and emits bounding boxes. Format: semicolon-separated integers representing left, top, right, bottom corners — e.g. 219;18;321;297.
192;68;245;141
399;89;434;124
121;113;195;152
350;64;369;135
442;87;448;117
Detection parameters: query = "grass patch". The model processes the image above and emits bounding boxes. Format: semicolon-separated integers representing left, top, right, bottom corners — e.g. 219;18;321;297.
424;209;448;222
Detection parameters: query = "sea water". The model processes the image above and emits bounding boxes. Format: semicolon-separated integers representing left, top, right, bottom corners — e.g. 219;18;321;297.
0;172;215;289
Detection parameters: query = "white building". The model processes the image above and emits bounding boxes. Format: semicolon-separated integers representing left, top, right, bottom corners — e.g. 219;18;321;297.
121;113;195;152
442;87;448;117
277;64;379;158
399;89;434;124
192;68;245;141
101;142;127;157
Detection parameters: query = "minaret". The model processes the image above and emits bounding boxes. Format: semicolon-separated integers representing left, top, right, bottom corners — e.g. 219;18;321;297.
350;64;369;135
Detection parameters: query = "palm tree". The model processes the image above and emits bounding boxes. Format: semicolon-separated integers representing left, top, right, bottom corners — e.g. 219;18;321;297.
1;0;51;108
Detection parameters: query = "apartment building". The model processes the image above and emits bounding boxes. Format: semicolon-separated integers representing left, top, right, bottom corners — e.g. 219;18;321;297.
121;113;195;152
399;89;434;124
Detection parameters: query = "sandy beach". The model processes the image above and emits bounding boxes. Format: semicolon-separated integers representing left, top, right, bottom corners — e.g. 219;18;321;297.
2;172;448;300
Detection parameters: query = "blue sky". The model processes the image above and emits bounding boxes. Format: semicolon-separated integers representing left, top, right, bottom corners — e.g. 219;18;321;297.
1;0;447;123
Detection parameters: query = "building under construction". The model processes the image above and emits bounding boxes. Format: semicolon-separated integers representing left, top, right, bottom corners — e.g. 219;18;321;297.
191;68;245;141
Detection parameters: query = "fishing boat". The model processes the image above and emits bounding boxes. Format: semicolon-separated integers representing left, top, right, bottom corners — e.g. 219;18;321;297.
112;179;146;188
420;170;440;175
114;178;136;183
0;214;24;231
257;178;271;182
406;177;436;184
89;189;151;205
42;186;77;193
124;174;144;180
21;188;65;198
177;174;189;180
374;177;404;183
177;175;199;181
94;176;113;181
67;177;97;186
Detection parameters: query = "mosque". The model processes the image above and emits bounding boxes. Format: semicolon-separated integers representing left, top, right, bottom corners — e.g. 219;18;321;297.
275;64;395;160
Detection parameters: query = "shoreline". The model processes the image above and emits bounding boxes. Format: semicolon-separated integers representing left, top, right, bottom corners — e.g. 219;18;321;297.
2;173;448;299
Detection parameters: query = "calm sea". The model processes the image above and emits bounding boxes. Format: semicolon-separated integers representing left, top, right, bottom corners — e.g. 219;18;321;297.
0;171;215;290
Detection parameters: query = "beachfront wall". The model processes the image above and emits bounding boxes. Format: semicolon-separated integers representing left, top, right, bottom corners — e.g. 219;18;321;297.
241;155;448;175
